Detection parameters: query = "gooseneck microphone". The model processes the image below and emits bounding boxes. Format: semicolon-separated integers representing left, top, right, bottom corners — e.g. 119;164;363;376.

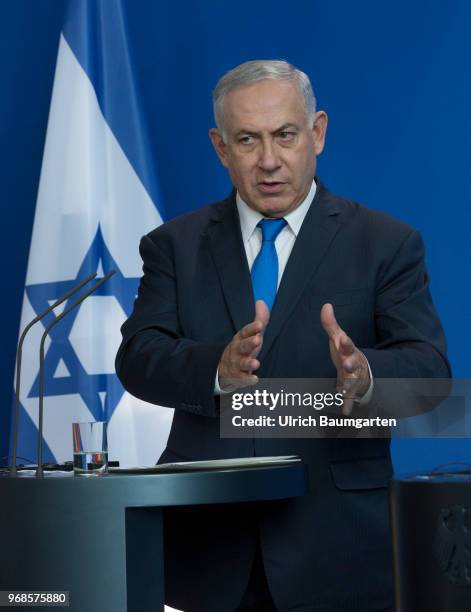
10;272;97;476
36;270;116;478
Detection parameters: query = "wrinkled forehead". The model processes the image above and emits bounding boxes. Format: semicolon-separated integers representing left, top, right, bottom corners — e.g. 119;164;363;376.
222;80;309;134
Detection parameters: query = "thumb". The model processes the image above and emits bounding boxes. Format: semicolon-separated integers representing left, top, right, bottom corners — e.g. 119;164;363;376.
255;300;270;331
320;303;342;340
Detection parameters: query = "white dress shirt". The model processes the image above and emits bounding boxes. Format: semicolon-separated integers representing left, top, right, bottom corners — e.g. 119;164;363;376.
215;178;373;403
236;178;317;286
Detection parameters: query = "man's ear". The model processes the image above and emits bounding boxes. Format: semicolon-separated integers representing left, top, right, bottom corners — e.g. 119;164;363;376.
311;111;328;155
209;128;229;168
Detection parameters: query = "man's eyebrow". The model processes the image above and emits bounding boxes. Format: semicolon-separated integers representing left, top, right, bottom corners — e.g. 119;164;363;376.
234;123;300;137
234;129;259;137
275;123;300;132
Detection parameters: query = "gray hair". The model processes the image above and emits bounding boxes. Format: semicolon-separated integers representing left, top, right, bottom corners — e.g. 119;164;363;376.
213;60;317;138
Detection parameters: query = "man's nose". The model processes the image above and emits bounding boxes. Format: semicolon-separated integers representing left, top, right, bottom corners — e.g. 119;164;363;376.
258;141;281;172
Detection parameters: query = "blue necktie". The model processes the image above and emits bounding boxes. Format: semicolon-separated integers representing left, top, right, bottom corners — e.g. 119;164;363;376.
251;218;287;311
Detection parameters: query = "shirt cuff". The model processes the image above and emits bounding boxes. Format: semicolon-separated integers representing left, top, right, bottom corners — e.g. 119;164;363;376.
214;368;230;395
357;356;374;405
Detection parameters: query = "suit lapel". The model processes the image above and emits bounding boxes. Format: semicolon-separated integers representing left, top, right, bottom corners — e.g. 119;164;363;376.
259;180;342;361
206;181;343;350
207;193;255;332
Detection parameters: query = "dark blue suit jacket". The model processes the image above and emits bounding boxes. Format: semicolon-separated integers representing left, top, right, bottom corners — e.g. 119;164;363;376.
116;179;450;612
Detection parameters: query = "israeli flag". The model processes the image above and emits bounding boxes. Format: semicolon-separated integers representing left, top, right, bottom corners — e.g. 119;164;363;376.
11;0;173;469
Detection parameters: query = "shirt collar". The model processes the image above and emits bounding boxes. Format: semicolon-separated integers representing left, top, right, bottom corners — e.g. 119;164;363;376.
236;178;317;243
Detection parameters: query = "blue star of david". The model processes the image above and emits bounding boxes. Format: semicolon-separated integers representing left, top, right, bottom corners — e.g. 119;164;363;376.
26;225;139;421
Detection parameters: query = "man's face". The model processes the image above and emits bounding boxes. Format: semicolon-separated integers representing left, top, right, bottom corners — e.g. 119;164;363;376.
209;79;328;218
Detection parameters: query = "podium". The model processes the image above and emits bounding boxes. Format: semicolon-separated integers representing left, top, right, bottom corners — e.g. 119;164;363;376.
0;464;307;612
390;472;471;612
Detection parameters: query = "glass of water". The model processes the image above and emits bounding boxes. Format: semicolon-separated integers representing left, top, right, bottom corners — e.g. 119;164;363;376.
72;421;108;476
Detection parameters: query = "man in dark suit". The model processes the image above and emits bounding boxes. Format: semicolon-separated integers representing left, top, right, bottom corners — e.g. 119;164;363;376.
116;60;449;612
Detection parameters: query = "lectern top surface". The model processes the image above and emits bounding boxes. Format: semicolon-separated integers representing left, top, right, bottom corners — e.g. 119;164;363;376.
0;462;308;507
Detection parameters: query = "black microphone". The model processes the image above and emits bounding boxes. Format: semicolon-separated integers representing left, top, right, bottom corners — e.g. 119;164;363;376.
10;272;98;476
36;270;116;478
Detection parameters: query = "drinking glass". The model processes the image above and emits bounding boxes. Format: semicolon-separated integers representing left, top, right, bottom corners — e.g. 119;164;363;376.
72;421;108;476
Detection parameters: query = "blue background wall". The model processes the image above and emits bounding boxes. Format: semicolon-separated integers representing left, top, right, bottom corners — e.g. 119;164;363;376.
1;0;469;470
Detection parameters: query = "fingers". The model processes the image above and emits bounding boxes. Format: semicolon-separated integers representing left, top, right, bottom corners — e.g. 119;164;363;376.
320;303;342;340
336;351;370;415
241;356;260;371
240;373;259;386
339;334;355;357
239;301;270;340
337;378;362;416
322;303;370;415
322;303;357;365
254;300;270;330
340;347;364;373
218;303;269;392
237;301;270;358
321;303;355;356
239;319;264;340
219;372;259;392
239;333;262;356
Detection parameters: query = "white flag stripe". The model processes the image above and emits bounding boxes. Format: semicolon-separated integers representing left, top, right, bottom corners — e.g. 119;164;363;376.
108;394;175;466
28;34;162;284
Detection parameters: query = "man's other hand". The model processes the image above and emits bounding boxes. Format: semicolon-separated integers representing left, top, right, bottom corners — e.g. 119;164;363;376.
321;303;370;415
218;300;270;391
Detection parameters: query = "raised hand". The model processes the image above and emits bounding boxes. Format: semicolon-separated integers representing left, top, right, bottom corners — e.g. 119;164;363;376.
218;300;270;391
320;303;370;415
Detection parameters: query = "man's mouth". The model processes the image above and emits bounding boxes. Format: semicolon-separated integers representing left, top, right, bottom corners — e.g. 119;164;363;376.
257;181;286;194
